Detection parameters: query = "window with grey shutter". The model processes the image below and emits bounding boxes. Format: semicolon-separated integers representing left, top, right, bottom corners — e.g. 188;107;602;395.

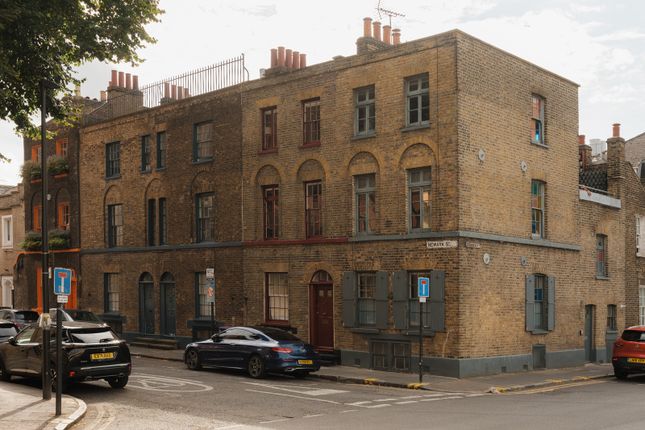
525;274;535;332
393;270;409;329
429;270;445;331
342;272;357;328
547;276;555;331
375;271;388;329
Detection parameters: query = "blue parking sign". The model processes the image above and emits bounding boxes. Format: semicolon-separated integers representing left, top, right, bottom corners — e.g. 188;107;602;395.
418;277;430;298
53;267;72;295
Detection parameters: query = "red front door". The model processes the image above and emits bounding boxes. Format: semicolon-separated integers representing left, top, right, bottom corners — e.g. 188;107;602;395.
312;283;334;350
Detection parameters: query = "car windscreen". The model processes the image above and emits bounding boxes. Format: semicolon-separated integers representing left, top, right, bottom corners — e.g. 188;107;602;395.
0;327;17;336
15;311;39;321
67;328;119;343
260;328;301;342
622;330;645;342
68;311;101;322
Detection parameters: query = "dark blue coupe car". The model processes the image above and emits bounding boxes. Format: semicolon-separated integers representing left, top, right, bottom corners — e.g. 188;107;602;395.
184;326;321;378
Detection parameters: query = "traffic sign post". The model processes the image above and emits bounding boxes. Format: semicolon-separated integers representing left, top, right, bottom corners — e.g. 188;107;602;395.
417;277;430;383
53;267;72;415
207;277;215;336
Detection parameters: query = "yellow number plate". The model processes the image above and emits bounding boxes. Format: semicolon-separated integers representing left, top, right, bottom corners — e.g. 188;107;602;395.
90;352;115;361
627;357;645;364
298;359;313;365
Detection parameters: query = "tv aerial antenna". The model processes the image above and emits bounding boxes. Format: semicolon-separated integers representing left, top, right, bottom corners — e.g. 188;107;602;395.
376;0;405;27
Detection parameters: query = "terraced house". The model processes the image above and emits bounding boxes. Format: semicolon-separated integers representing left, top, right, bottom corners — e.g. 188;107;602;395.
18;19;639;377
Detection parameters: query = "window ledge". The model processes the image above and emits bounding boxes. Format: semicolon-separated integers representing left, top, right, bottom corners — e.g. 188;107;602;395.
401;124;430;133
530;141;549;149
349;327;379;334
530;329;549;335
351;133;376;141
403;329;435;337
300;142;321;149
155;167;166;172
258;148;278;155
105;175;121;181
595;276;610;281
192;158;213;165
140;169;151;175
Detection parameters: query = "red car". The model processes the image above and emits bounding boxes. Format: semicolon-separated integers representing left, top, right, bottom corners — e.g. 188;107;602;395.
612;325;645;379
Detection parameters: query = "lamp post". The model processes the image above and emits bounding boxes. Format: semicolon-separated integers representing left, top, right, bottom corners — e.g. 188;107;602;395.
40;79;52;400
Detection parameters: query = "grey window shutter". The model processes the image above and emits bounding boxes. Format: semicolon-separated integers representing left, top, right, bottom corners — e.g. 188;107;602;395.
342;272;357;328
525;274;535;332
375;271;389;329
393;270;409;330
547;276;556;331
429;270;445;332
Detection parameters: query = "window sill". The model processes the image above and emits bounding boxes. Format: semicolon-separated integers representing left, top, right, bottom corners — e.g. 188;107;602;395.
258;148;278;155
300;142;321;149
351;133;376;141
530;141;549;149
192;158;213;165
531;234;544;240
155;167;166;172
530;329;549;335
105;175;121;181
595;276;610;281
349;327;379;334
401;123;430;133
403;329;435;337
140;169;151;175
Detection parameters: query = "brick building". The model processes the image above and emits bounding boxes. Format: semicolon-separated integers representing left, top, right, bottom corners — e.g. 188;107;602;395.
0;184;23;308
50;21;638;376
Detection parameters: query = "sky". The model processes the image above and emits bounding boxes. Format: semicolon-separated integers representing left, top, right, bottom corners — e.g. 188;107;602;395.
1;0;644;185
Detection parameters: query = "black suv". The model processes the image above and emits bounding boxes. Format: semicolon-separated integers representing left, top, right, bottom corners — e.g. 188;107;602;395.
0;321;131;390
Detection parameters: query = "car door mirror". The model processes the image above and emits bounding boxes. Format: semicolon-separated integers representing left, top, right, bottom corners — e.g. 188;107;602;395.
8;336;16;346
211;334;221;342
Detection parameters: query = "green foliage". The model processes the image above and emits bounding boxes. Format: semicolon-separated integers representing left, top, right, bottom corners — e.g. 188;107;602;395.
20;231;42;251
0;0;163;137
20;160;42;180
47;155;69;175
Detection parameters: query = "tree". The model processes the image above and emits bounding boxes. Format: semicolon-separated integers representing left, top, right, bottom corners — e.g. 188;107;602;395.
0;0;163;141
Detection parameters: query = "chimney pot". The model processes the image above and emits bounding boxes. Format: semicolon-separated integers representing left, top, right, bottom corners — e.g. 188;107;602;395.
110;70;118;87
125;73;132;90
286;49;293;68
392;28;401;45
293;51;300;69
299;53;306;68
100;90;107;102
278;46;286;67
164;82;170;99
133;75;139;91
363;17;373;38
184;88;190;98
118;71;124;87
578;134;586;145
373;21;382;42
271;48;278;68
383;25;391;44
177;86;183;100
612;123;621;138
171;84;177;99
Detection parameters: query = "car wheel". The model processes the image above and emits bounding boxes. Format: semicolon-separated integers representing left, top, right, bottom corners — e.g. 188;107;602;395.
49;365;68;393
107;375;129;389
293;371;310;379
185;349;202;371
0;359;11;382
247;355;266;379
614;368;628;380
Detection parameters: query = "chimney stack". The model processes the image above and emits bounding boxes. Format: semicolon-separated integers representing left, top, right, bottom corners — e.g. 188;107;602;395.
171;84;177;99
383;25;391;44
278;46;286;67
118;71;124;87
100;90;107;102
133;75;139;91
372;21;381;41
110;70;118;87
363;17;373;38
292;51;300;69
164;82;170;99
286;49;293;68
613;123;621;138
125;73;132;89
299;53;306;68
578;134;586;146
271;49;278;67
392;28;401;45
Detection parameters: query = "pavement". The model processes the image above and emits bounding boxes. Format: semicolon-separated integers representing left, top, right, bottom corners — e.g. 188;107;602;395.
0;345;614;430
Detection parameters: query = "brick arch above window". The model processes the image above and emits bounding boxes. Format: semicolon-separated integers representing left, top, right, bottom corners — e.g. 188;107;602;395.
143;177;164;201
255;164;283;187
189;170;212;196
347;151;381;177
398;143;437;170
300;262;339;285
296;158;327;183
103;184;122;207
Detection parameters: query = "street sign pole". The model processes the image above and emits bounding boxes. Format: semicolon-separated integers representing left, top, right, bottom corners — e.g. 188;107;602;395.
206;269;215;336
56;304;62;415
40;80;51;401
210;302;215;337
419;299;423;384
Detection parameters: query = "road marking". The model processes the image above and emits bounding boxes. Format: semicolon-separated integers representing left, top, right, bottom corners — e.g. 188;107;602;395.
340;410;359;413
128;373;213;392
374;398;398;402
364;404;391;408
242;381;347;396
395;400;419;405
420;396;463;401
399;395;424;399
508;379;607;395
259;419;291;424
303;414;324;419
347;401;372;406
245;389;341;404
423;392;455;397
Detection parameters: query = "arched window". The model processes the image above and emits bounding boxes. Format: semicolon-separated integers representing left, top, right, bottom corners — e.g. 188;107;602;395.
311;270;332;284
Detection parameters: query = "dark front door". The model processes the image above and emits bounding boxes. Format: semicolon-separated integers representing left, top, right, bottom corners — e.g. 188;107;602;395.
160;277;176;336
584;305;596;362
139;281;155;334
312;284;334;350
